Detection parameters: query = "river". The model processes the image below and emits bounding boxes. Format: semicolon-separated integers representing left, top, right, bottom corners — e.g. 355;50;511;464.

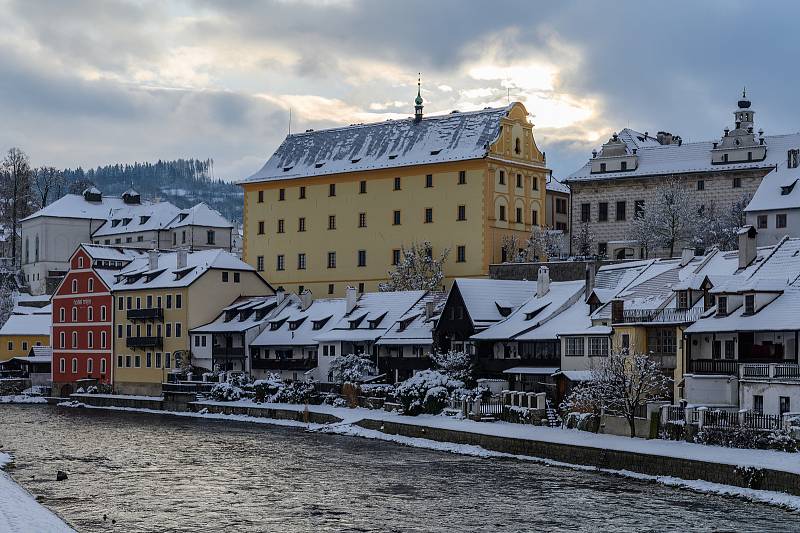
0;405;797;532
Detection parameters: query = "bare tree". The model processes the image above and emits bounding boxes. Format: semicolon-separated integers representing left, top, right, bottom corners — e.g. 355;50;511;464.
698;194;750;251
0;148;34;266
562;352;670;437
501;234;523;263
380;241;449;292
628;178;701;257
33;166;65;208
525;225;565;261
67;177;96;195
572;221;594;257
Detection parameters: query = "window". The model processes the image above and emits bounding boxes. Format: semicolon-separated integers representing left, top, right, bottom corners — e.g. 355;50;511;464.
499;205;506;221
181;231;186;244
298;217;306;232
329;183;336;196
393;210;401;225
565;337;584;357
358;213;367;228
257;221;265;235
136;297;141;310
78;256;84;268
499;170;505;185
359;180;367;194
457;245;466;263
87;358;94;373
392;249;400;266
677;291;689;309
155;352;162;368
72;306;77;321
647;328;676;356
72;358;78;373
515;207;523;224
697;180;705;191
207;230;215;245
620;161;627;171
327;252;336;269
88;278;94;293
222;271;229;282
425;208;433;223
458;170;466;184
733;177;742;188
598;242;608;256
101;331;107;349
515;137;521;154
724;339;735;360
59;307;65;322
588;337;609;357
101;306;106;321
256;256;264;272
753;395;764;414
757;215;768;229
394;177;401;190
72;331;77;348
297;253;307;270
134;355;141;368
327;215;336;230
166;323;172;337
532;210;540;227
166;295;172;309
516;173;522;188
581;203;590;223
328;284;335;295
780;396;791;415
777;214;787;228
72;279;78;293
277;219;285;233
532;177;538;191
357;250;366;267
744;294;755;315
789;150;800;169
118;297;123;311
176;295;182;309
425;174;433;188
258;190;264;203
21;341;28;351
126;324;132;337
165;352;171;368
175;323;182;338
616;201;626;221
299;186;306;199
59;358;66;373
598;202;608;222
457;205;466;221
634;200;644;218
358;282;365;293
146;352;152;368
600;162;606;172
88;306;94;321
279;188;285;201
277;255;285;271
717;296;728;316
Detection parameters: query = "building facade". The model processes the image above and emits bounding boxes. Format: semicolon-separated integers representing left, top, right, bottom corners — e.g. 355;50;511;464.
240;99;549;296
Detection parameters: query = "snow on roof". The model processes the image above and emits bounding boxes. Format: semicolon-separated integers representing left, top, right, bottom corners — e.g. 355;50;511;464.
29;346;52;359
0;313;50;336
314;290;427;343
617;128;664;149
252;297;347;347
593;261;653;291
81;244;148;262
452;278;538;329
110;249;257;290
686;284;800;334
554;370;595;381
375;291;446;345
168;203;233;229
566;131;800;184
191;295;280;333
21;194;150;222
746;166;800;212
502;366;560;375
557;324;613;336
92;201;181;237
471;281;585;341
744;237;800;281
240;105;513;184
545;176;570;194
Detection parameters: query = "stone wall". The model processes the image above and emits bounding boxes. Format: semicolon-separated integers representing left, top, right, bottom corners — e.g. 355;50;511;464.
489;259;627;281
70;393;164;411
191;402;341;425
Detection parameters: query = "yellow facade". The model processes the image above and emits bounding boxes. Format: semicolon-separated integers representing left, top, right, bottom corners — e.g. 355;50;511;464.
612;326;648;354
113;269;270;396
0;335;49;362
241;102;548;296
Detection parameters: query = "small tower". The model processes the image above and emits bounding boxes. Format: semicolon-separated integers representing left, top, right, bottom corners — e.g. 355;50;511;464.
414;73;424;123
710;88;766;164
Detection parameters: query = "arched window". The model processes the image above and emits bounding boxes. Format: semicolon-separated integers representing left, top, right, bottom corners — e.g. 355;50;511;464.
59;358;66;373
88;278;94;292
71;307;77;321
78;256;84;268
101;331;107;348
87;358;94;373
59;307;65;322
100;357;107;374
515;138;521;155
100;306;107;321
87;306;93;321
87;331;93;348
71;331;77;348
71;358;78;373
59;332;65;348
71;279;78;293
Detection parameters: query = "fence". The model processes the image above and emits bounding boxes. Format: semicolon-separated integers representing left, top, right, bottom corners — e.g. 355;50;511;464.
662;406;785;431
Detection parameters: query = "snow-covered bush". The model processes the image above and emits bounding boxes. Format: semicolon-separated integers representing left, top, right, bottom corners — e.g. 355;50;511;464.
253;373;284;403
85;386;98;394
321;393;348;408
394;370;464;416
694;426;798;452
210;382;243;402
430;350;474;386
274;381;316;404
360;384;395;398
227;372;252;388
329;353;375;384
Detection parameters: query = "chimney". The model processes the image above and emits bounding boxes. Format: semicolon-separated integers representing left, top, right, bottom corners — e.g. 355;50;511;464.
611;299;624;324
656;131;673;145
425;301;435;320
301;289;313;311
680;247;694;267
584;263;595;302
536;266;550;297
345;286;357;314
738;225;757;269
148;250;158;271
276;286;285;304
177;248;188;269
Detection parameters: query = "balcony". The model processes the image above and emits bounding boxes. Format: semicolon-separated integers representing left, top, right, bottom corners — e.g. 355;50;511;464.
251;358;317;370
378;356;432;371
127;308;164;320
212;346;246;358
126;336;163;348
741;363;800;380
687;359;739;375
617;307;702;325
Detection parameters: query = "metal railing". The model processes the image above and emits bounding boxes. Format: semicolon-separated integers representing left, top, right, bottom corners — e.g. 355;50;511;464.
618;307;702;324
127;308;164;320
126;336;163;348
741;363;800;379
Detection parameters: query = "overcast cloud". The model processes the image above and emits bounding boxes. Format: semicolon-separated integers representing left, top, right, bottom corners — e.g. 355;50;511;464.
0;0;797;180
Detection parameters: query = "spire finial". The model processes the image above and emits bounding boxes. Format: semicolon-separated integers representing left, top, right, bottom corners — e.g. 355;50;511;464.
743;86;747;98
414;72;424;122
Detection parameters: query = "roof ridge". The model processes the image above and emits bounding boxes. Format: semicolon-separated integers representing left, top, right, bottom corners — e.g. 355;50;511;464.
747;235;791;279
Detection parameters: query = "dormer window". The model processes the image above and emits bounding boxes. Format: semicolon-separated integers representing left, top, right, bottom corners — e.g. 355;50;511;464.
111;219;120;227
789;149;799;169
717;296;728;316
123;218;132;226
140;216;150;225
289;317;307;330
677;291;689;310
744;294;755;315
179;213;188;222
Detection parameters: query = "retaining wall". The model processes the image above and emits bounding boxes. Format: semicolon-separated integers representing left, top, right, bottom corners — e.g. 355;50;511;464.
69;394;164;411
190;402;341;425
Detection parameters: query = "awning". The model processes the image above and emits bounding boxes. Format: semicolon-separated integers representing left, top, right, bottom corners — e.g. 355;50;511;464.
502;366;559;375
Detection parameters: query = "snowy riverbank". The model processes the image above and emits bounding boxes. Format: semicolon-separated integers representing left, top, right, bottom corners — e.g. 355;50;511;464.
0;452;75;533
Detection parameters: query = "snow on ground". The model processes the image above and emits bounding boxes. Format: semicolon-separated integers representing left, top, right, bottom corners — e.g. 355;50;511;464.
0;453;75;533
0;395;48;404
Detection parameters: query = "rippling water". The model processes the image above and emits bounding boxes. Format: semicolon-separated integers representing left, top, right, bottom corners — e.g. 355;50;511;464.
0;405;797;532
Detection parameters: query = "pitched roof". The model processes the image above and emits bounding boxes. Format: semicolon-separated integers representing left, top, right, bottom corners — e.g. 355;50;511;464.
92;202;181;237
451;278;539;330
191;296;280;333
0;313;50;336
240;105;513;184
251;297;347;347
745;166;800;212
168;203;233;229
22;194;147;222
375;291;446;345
545;176;570;194
314;290;427;342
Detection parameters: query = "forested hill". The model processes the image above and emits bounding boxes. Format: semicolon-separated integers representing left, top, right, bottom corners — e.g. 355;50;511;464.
61;159;244;222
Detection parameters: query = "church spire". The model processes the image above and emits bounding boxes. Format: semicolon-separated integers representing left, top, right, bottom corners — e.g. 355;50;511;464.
414;73;424;123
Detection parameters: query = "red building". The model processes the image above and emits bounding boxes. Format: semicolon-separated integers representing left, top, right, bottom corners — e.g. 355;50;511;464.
51;244;144;396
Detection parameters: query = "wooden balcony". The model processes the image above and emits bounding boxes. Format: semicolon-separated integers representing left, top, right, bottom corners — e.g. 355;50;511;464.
212;346;246;357
741;363;800;380
687;359;738;375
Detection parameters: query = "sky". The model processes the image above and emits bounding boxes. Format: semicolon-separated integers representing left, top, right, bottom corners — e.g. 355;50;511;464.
1;0;798;181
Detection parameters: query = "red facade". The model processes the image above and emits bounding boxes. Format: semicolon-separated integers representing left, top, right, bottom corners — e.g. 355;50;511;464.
52;247;114;396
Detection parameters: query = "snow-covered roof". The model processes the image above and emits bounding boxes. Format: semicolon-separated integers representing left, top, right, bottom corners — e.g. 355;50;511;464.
545;176;570;194
168;203;233;229
240;105;514;184
745;166;800;212
452;278;538;330
375;291;446;346
29;346;52;360
502;366;560;375
471;281;585;341
252;297;347;347
566;130;800;184
81;244;149;262
21;194;150;222
110;249;258;291
687;284;800;333
92;202;181;237
0;313;50;336
314;290;427;343
191;296;280;334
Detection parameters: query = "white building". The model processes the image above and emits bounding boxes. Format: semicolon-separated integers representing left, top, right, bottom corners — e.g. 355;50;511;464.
745;165;800;246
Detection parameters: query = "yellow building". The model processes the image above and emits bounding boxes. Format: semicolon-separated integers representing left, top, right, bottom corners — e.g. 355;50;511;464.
0;311;50;362
239;97;548;297
111;249;271;396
